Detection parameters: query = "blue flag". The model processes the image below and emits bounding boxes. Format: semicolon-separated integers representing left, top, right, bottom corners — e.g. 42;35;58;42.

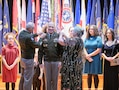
0;0;2;52
96;0;101;31
103;0;108;25
102;0;108;41
90;0;97;25
3;0;11;45
115;0;119;18
107;0;114;29
26;0;32;23
114;0;119;38
74;0;81;25
86;0;92;25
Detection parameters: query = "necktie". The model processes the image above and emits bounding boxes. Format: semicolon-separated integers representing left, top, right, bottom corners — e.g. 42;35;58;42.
50;34;52;39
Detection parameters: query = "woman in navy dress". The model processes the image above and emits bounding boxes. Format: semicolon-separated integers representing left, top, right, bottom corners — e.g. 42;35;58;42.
102;28;119;90
84;25;102;90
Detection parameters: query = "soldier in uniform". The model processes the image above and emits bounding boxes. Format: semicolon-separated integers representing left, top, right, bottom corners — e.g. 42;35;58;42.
38;22;63;90
18;22;45;90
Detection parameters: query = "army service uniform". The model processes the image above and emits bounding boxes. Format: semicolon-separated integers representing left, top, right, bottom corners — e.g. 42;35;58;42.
38;32;63;90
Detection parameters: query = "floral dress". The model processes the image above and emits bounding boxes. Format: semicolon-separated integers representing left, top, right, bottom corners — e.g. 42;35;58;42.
61;37;84;90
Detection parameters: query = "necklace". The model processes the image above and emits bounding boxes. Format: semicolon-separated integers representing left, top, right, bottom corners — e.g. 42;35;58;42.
106;40;114;46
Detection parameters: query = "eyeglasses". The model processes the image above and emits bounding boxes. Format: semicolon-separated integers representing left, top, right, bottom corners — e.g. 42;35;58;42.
8;37;14;40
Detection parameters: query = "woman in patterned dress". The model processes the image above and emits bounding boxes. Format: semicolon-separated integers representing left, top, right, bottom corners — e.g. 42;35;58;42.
58;26;84;90
102;28;119;90
1;33;20;90
84;25;102;90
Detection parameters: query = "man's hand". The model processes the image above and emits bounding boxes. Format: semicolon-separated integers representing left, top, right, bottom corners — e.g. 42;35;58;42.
39;33;46;39
37;32;43;35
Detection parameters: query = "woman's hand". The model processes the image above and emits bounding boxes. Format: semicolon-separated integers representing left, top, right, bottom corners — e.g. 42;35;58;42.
9;64;17;70
9;64;14;70
106;57;114;62
85;54;93;62
6;65;12;70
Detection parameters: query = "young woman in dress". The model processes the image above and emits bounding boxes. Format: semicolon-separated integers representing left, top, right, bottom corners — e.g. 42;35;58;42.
84;25;102;90
1;33;20;90
102;28;119;90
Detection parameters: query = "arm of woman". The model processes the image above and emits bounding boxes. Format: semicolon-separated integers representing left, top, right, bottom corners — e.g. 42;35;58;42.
84;48;93;62
112;53;119;59
102;52;117;62
2;56;11;70
10;47;20;69
58;32;67;46
102;53;108;60
10;57;20;69
89;36;102;57
89;48;101;57
2;47;11;70
112;42;119;59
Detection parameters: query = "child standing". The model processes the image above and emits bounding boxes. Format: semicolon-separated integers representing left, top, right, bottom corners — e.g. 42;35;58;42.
1;33;20;90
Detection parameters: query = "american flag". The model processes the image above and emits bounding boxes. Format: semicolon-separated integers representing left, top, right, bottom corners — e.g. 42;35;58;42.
40;0;51;27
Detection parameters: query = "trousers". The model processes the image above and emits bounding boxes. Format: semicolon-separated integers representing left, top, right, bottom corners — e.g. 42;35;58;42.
44;61;60;90
19;58;34;90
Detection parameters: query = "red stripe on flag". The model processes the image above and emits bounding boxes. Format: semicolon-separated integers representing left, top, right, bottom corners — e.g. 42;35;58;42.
12;0;18;33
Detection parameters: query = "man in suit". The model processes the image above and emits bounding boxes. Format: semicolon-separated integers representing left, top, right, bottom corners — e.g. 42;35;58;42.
38;22;63;90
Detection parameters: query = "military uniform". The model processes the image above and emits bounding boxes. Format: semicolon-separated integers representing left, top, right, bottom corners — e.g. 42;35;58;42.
38;32;63;90
18;30;42;90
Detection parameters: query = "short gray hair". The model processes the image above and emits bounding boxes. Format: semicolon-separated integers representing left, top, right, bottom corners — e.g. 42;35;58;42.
74;26;84;37
26;22;34;29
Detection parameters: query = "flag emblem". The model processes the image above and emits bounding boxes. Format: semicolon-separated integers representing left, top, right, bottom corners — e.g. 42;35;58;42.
62;8;72;23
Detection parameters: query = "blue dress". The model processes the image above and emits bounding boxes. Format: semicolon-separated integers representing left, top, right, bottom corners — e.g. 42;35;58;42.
84;36;102;74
